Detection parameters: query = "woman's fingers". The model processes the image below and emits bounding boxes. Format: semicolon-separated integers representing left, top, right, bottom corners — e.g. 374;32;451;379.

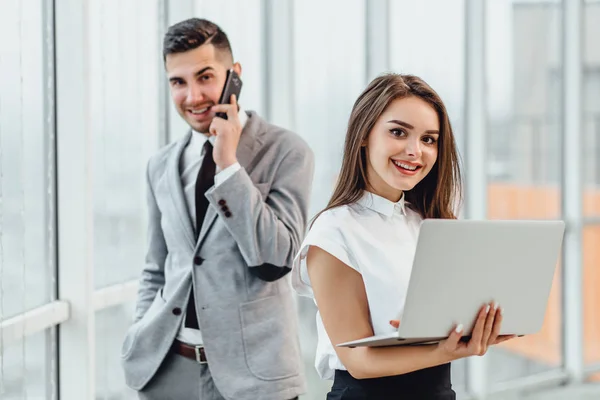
481;303;495;345
487;305;503;346
441;323;464;352
439;303;511;360
468;304;490;355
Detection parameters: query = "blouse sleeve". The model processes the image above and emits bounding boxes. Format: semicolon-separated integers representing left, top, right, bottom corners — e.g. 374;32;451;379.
292;209;360;297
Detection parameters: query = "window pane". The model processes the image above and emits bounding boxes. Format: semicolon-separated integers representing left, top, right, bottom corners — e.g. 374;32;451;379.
293;0;367;217
486;0;562;383
584;1;600;216
95;302;136;400
0;0;53;321
583;0;600;377
583;225;600;372
0;331;51;399
89;0;162;288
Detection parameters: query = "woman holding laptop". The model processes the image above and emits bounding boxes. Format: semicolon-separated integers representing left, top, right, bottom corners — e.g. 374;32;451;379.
292;74;514;399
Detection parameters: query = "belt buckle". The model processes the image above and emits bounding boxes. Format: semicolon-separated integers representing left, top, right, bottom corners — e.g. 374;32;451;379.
194;346;207;364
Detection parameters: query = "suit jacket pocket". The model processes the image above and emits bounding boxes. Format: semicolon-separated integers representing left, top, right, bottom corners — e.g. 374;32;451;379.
239;293;302;380
121;288;165;359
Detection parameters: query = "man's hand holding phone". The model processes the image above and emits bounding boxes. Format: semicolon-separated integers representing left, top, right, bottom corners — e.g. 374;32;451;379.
209;94;242;171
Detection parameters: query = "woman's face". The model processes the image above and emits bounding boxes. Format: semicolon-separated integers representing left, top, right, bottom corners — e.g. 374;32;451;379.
364;96;440;202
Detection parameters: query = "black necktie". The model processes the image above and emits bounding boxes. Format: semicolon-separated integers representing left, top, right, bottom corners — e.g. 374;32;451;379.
194;140;216;238
185;140;215;329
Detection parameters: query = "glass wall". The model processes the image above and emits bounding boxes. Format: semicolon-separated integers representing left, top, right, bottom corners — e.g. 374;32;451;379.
583;0;600;376
485;0;563;384
89;0;162;290
0;333;49;399
1;0;600;399
0;0;52;320
0;1;56;398
292;0;367;218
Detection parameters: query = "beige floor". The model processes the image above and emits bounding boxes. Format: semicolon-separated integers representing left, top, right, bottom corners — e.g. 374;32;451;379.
489;384;600;400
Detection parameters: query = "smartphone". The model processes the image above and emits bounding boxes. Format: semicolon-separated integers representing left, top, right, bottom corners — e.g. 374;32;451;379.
216;69;243;120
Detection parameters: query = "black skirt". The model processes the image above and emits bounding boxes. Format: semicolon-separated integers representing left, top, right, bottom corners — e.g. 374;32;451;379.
327;363;455;400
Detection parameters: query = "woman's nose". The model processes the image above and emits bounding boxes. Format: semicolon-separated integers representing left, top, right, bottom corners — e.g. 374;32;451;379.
404;139;422;158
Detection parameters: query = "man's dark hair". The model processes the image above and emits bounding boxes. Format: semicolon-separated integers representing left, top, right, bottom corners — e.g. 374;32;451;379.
163;18;233;62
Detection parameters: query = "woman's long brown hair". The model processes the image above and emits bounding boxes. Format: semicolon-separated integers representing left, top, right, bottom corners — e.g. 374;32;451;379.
313;73;462;224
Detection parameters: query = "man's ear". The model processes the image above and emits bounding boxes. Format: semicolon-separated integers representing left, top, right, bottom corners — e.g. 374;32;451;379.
233;62;242;77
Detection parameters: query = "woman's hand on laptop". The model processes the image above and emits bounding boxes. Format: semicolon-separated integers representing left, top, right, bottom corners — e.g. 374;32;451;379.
436;302;516;361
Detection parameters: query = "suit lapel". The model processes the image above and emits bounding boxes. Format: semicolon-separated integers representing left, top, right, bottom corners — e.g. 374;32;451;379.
196;205;218;251
168;131;196;250
234;111;260;167
194;112;262;250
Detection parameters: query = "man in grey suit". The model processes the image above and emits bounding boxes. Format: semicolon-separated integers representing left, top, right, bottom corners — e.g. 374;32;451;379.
121;18;313;400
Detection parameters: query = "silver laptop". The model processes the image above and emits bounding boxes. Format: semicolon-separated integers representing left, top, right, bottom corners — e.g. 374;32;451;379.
338;219;565;348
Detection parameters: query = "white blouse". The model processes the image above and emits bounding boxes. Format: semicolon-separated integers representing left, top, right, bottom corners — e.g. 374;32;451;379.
292;191;423;380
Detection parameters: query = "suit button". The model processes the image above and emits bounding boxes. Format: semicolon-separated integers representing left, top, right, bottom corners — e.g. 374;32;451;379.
218;199;226;206
172;307;182;316
224;211;232;218
222;205;229;212
194;256;203;265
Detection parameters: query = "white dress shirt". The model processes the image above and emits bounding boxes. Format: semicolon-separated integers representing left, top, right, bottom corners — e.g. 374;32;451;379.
292;191;423;380
176;109;248;345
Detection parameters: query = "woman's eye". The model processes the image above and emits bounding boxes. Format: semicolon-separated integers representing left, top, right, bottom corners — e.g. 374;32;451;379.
423;136;437;145
390;129;406;137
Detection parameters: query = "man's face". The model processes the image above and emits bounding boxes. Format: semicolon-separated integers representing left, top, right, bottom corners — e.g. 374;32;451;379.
165;44;241;133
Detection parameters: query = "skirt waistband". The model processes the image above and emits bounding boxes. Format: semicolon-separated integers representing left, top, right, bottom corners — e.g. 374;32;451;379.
332;363;454;396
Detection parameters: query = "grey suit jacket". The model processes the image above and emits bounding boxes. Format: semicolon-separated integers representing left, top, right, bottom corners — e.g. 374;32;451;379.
121;111;314;400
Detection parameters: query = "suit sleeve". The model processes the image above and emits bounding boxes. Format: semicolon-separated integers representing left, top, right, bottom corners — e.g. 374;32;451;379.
133;162;167;322
205;143;315;281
